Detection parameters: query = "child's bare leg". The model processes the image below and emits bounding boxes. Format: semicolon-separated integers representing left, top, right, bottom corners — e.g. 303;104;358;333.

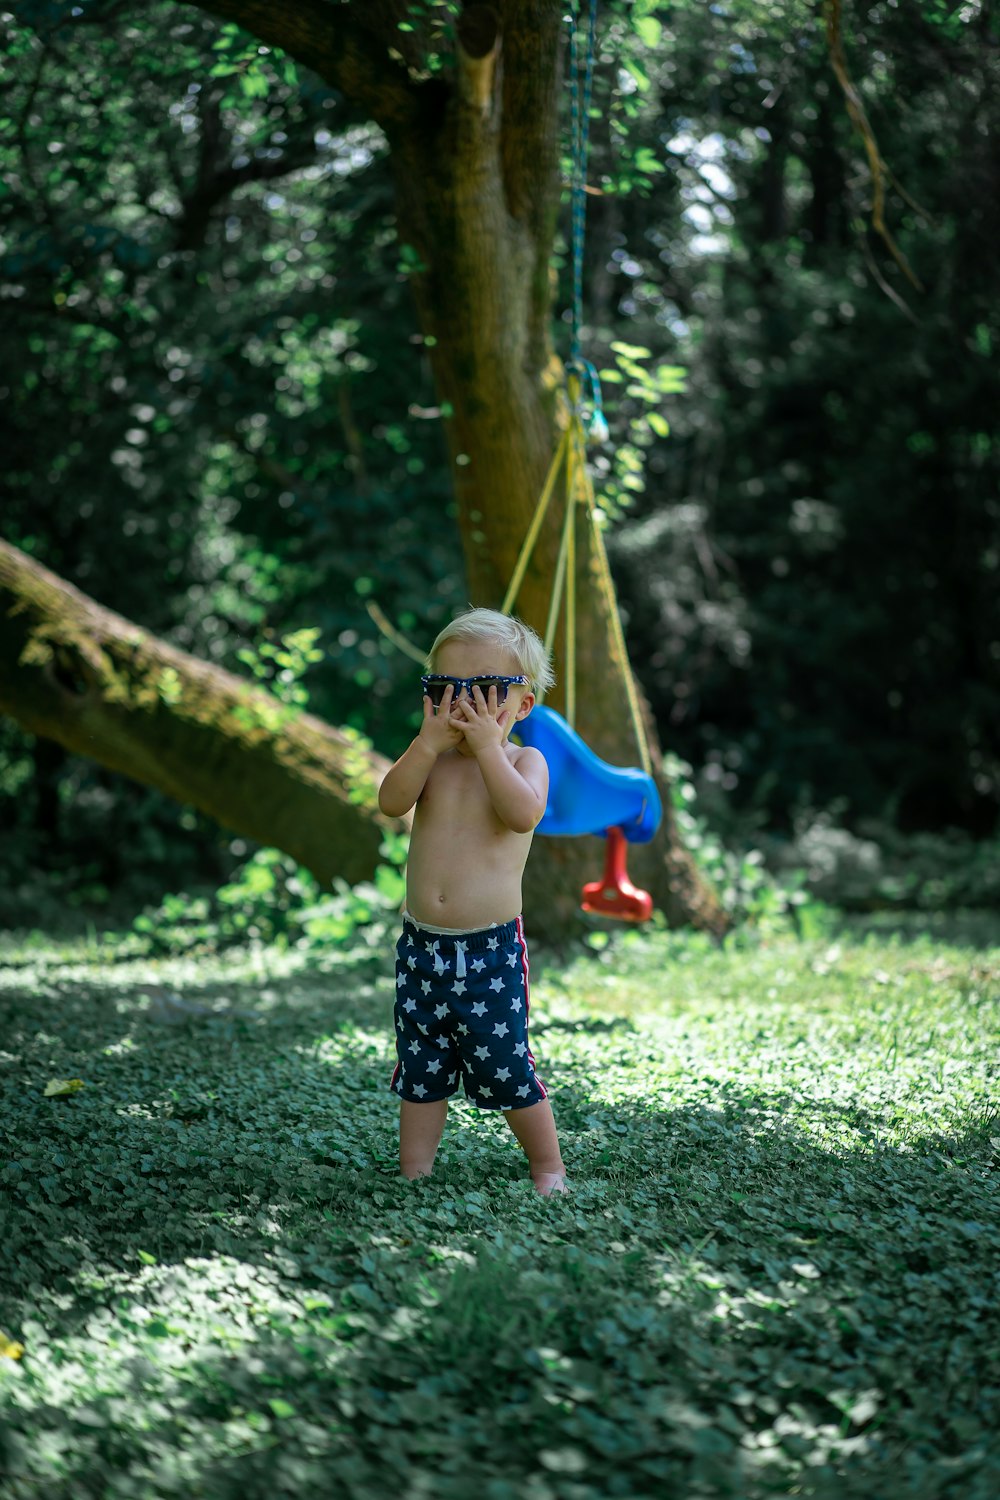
503;1099;568;1194
399;1099;449;1180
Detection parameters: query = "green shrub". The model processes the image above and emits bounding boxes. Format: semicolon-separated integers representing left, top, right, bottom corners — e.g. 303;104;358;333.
131;836;408;957
663;752;823;937
765;812;1000;912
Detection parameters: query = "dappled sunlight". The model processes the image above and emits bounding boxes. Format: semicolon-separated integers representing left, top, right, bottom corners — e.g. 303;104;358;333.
3;924;997;1494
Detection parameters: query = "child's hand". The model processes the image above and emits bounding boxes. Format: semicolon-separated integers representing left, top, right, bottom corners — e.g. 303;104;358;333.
418;685;465;755
452;683;509;757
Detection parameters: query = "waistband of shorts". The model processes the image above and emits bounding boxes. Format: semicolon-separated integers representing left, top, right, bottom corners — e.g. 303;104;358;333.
401;912;521;951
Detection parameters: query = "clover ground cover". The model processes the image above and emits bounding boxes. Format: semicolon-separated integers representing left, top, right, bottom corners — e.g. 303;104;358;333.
1;918;997;1498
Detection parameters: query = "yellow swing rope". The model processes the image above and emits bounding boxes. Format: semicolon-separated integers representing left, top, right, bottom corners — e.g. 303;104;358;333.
501;378;654;780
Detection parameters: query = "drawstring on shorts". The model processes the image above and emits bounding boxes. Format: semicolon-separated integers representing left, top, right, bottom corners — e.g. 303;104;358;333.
429;939;468;979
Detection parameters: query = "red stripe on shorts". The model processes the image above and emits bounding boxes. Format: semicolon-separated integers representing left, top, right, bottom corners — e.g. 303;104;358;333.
516;915;546;1099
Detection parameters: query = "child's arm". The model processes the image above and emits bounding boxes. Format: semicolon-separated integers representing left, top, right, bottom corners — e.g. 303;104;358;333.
475;743;548;833
453;685;548;833
378;687;462;817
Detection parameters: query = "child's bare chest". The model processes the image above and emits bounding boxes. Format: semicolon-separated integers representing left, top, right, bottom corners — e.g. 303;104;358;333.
420;753;505;829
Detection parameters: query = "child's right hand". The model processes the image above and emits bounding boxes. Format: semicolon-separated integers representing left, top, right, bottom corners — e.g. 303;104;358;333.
418;686;464;754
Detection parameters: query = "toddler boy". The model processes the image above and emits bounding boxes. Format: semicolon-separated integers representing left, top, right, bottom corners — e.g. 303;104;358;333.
377;607;567;1195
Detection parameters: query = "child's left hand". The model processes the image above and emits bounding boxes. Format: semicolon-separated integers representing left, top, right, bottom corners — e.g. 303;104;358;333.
452;683;510;756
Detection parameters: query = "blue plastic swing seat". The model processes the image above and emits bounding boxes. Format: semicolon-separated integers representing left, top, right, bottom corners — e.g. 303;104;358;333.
515;704;662;842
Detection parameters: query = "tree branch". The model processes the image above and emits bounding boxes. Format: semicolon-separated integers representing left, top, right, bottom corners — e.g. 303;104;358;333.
179;0;421;136
0;538;407;885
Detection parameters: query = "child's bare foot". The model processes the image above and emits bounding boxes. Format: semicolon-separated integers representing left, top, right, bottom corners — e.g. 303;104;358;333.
532;1171;569;1196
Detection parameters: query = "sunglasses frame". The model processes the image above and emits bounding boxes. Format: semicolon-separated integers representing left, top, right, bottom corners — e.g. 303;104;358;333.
421;673;529;707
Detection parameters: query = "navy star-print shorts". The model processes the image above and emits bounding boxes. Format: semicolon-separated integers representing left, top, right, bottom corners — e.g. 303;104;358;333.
389;915;547;1111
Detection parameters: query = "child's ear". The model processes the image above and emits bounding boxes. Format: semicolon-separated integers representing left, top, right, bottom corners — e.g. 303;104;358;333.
514;691;535;720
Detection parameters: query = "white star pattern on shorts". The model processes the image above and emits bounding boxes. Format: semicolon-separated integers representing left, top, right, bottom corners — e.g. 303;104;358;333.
393;923;541;1109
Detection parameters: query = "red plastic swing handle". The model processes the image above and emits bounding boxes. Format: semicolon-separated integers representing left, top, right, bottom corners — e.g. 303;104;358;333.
581;826;653;923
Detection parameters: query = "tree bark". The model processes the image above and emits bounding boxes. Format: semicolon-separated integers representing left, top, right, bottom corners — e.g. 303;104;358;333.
191;0;729;935
0;540;407;886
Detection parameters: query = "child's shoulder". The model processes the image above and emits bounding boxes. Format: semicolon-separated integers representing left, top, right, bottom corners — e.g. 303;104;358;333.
508;741;548;779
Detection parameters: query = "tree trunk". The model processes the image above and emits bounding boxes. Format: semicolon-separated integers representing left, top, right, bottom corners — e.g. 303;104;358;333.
0;541;406;886
381;5;727;936
190;1;729;934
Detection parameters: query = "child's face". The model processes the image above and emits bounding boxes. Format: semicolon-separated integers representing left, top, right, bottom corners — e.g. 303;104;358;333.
428;640;535;746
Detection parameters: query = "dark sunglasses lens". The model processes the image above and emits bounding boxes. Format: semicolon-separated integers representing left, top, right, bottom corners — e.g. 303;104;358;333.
423;679;449;706
473;677;508;701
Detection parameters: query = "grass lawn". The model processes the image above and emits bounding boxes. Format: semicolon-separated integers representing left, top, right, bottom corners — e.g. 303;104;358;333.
1;913;998;1499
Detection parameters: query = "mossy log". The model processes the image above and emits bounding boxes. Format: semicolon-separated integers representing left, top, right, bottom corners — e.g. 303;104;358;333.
0;540;407;886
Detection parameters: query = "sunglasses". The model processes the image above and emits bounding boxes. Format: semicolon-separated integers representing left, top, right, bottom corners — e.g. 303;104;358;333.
421;674;528;708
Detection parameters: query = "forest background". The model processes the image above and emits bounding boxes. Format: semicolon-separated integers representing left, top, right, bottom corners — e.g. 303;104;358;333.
2;0;999;936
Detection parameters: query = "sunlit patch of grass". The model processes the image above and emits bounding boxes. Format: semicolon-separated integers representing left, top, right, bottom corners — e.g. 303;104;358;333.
1;919;998;1498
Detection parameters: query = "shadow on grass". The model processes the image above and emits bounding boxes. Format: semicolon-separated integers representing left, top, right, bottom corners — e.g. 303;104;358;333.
3;955;999;1499
531;1015;638;1038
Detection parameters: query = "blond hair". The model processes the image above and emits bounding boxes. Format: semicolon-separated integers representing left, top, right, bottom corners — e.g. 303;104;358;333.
427;607;556;694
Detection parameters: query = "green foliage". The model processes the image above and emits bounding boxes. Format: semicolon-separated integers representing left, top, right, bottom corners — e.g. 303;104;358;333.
663;751;819;938
131;839;408;957
672;759;1000;918
2;0;997;898
236;625;324;718
1;923;998;1496
596;343;688;518
580;0;1000;836
769;814;1000;914
0;1;466;766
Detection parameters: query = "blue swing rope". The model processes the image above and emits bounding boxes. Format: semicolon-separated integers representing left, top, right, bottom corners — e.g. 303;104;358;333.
566;0;607;441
